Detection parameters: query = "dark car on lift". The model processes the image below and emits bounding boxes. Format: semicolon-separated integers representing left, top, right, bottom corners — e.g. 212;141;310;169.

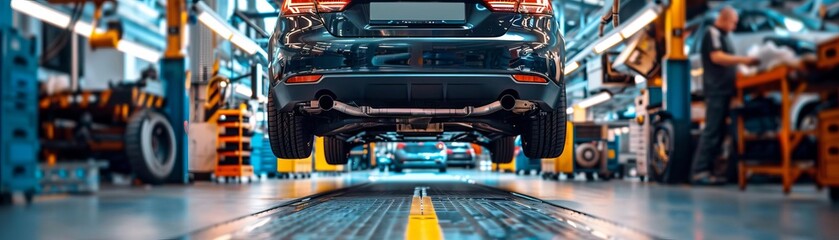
445;142;476;168
267;0;568;165
392;142;448;173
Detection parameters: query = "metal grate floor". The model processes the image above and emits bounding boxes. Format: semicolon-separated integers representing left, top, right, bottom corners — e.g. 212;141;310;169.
189;182;657;239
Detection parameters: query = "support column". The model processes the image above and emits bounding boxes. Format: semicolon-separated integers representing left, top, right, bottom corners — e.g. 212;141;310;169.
662;0;692;183
162;0;189;184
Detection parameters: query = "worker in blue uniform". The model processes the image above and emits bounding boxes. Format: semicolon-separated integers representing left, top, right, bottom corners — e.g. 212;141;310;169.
692;6;759;185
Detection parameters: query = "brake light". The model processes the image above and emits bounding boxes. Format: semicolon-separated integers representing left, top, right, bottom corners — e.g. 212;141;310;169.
285;75;322;84
482;0;519;12
281;0;350;15
282;0;316;15
482;0;552;14
513;74;548;83
467;149;474;155
397;143;406;150
316;0;350;12
436;142;445;150
447;149;454;154
519;0;552;14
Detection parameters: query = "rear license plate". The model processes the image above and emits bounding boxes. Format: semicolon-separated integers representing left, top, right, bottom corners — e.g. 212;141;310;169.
369;2;465;25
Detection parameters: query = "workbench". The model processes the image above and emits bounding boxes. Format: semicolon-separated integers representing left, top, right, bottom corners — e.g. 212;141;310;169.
736;59;837;194
735;65;820;194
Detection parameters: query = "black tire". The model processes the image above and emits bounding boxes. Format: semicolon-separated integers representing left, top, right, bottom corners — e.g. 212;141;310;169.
394;168;403;173
648;119;674;183
439;168;447;173
126;110;176;185
267;91;314;159
830;187;838;202
565;173;576;180
324;137;349;165
490;136;516;164
521;110;567;159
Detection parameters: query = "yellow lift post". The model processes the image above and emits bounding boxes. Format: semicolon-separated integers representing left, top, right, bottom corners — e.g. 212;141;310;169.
541;121;575;180
313;137;345;174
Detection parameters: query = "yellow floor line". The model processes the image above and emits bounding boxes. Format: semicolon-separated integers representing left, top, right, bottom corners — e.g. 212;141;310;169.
406;187;443;240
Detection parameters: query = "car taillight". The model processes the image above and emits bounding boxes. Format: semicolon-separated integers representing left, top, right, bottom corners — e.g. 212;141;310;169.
282;0;316;15
467;149;474;155
482;0;552;14
482;0;518;12
446;149;454;154
281;0;350;15
316;0;351;12
285;74;322;84
518;0;552;14
513;74;548;83
436;142;445;150
397;143;406;150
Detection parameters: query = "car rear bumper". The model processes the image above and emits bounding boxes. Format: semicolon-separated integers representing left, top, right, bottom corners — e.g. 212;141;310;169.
272;73;564;111
394;160;446;169
446;159;475;166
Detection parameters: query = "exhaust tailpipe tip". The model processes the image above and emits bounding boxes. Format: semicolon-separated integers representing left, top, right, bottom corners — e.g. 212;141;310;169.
318;95;335;111
499;94;517;111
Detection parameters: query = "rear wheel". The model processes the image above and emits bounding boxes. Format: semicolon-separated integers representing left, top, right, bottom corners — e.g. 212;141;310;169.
521;110;566;158
126;110;176;185
324;137;349;165
439;167;447;173
490;136;515;164
830;187;838;202
267;92;314;159
649;119;674;183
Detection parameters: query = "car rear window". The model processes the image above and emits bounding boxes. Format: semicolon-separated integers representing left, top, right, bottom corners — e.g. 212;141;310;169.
403;144;441;153
445;143;470;150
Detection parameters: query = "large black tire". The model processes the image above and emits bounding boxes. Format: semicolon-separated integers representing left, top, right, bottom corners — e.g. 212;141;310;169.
324;137;349;165
830;187;838;203
267;92;314;159
126;110;176;185
521;109;567;159
648;119;674;183
490;136;515;164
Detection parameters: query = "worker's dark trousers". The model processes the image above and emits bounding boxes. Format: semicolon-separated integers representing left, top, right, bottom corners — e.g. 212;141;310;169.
691;95;731;178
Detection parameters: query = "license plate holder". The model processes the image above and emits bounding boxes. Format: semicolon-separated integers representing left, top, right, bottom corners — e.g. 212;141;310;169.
369;2;466;25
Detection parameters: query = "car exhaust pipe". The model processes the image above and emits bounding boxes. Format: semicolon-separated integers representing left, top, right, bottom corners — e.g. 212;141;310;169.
499;94;517;111
307;95;535;117
317;95;334;111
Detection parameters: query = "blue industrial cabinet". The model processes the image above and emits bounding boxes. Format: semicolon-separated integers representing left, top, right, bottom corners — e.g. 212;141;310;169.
1;28;40;204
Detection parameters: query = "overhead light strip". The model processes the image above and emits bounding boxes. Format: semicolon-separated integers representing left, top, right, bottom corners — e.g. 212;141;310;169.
576;92;612;109
567;4;661;63
11;0;162;62
196;1;265;58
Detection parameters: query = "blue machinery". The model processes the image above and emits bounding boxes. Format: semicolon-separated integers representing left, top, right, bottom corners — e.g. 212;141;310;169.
652;0;692;183
161;0;189;183
0;3;40;203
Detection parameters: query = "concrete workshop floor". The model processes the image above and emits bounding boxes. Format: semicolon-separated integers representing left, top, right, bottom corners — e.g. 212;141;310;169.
0;169;836;239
